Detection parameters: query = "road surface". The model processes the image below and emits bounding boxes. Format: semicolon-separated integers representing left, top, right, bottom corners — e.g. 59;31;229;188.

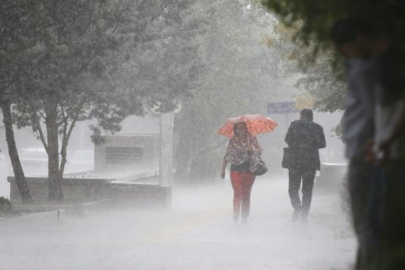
0;176;356;270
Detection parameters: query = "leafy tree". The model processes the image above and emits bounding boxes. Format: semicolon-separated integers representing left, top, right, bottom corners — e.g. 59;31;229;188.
3;0;195;202
261;0;405;125
126;0;202;114
0;197;12;216
0;0;39;204
174;0;283;181
263;22;346;137
261;0;405;49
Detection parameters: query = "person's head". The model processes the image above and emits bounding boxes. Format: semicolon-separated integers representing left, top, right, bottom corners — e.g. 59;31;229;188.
330;17;376;59
300;108;313;121
233;122;249;139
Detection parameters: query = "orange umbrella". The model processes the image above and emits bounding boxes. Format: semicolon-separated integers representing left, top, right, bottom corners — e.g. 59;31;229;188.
218;114;278;138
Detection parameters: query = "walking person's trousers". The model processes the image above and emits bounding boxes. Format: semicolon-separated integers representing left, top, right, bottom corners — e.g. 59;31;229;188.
288;168;316;217
230;171;255;220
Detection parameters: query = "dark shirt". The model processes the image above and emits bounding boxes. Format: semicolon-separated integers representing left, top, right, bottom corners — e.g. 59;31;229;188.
373;44;405;159
343;59;376;159
285;119;326;171
375;45;405;106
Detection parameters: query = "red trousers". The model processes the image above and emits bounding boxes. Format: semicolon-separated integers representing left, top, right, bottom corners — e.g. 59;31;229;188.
230;171;256;220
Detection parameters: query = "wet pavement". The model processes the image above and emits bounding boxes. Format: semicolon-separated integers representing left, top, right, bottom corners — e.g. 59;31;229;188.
0;176;355;270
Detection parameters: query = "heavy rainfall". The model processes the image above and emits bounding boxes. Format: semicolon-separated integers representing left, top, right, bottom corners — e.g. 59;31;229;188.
1;1;405;270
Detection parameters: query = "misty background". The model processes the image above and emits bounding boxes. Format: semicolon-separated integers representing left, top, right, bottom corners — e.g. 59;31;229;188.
0;1;352;269
0;1;345;198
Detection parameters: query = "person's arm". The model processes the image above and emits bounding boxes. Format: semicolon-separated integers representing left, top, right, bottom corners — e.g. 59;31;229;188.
377;97;405;164
285;123;294;146
222;139;233;179
316;125;327;149
385;110;405;143
221;159;228;179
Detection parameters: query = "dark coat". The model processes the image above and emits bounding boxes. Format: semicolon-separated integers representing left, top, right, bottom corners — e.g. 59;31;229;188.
284;119;326;171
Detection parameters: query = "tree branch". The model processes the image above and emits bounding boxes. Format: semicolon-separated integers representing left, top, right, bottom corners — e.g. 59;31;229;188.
30;111;48;153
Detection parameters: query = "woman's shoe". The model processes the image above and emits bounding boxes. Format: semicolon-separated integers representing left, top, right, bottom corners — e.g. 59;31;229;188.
233;214;239;223
300;213;308;225
292;209;300;222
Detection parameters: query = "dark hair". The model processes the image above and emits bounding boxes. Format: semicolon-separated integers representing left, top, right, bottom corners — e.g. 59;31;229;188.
300;108;313;120
330;17;375;46
233;122;248;136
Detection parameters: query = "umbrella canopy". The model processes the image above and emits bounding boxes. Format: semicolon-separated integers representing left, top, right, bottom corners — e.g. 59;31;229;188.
218;114;278;138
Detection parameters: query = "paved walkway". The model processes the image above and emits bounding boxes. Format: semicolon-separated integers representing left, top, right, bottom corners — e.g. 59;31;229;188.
0;176;356;270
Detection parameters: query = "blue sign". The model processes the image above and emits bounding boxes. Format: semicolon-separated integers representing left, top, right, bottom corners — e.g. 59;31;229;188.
268;102;299;114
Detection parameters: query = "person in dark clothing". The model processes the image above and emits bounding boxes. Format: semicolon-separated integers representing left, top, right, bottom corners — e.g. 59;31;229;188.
367;31;405;270
331;16;405;269
284;109;326;223
330;17;379;270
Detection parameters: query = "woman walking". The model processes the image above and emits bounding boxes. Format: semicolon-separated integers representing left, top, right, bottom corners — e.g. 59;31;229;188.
221;122;263;223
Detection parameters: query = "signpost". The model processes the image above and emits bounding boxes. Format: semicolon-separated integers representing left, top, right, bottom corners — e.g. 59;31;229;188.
158;101;181;187
267;102;299;114
149;101;181;189
160;112;174;187
268;102;299;129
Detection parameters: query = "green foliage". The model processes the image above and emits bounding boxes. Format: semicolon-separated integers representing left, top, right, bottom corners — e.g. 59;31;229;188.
263;19;346;120
127;0;202;114
262;0;405;48
0;197;12;216
261;0;405;120
0;0;201;199
293;51;347;114
1;0;198;147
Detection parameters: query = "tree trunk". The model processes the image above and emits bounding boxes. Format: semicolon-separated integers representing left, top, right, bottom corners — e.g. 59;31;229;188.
58;120;76;180
58;143;67;180
1;101;33;204
45;101;63;202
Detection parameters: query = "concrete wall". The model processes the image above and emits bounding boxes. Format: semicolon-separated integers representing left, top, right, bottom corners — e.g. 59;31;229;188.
8;176;171;209
94;135;159;171
8;177;111;205
315;163;348;191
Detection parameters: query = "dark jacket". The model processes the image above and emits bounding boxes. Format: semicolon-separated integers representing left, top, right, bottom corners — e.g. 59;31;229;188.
285;119;326;171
